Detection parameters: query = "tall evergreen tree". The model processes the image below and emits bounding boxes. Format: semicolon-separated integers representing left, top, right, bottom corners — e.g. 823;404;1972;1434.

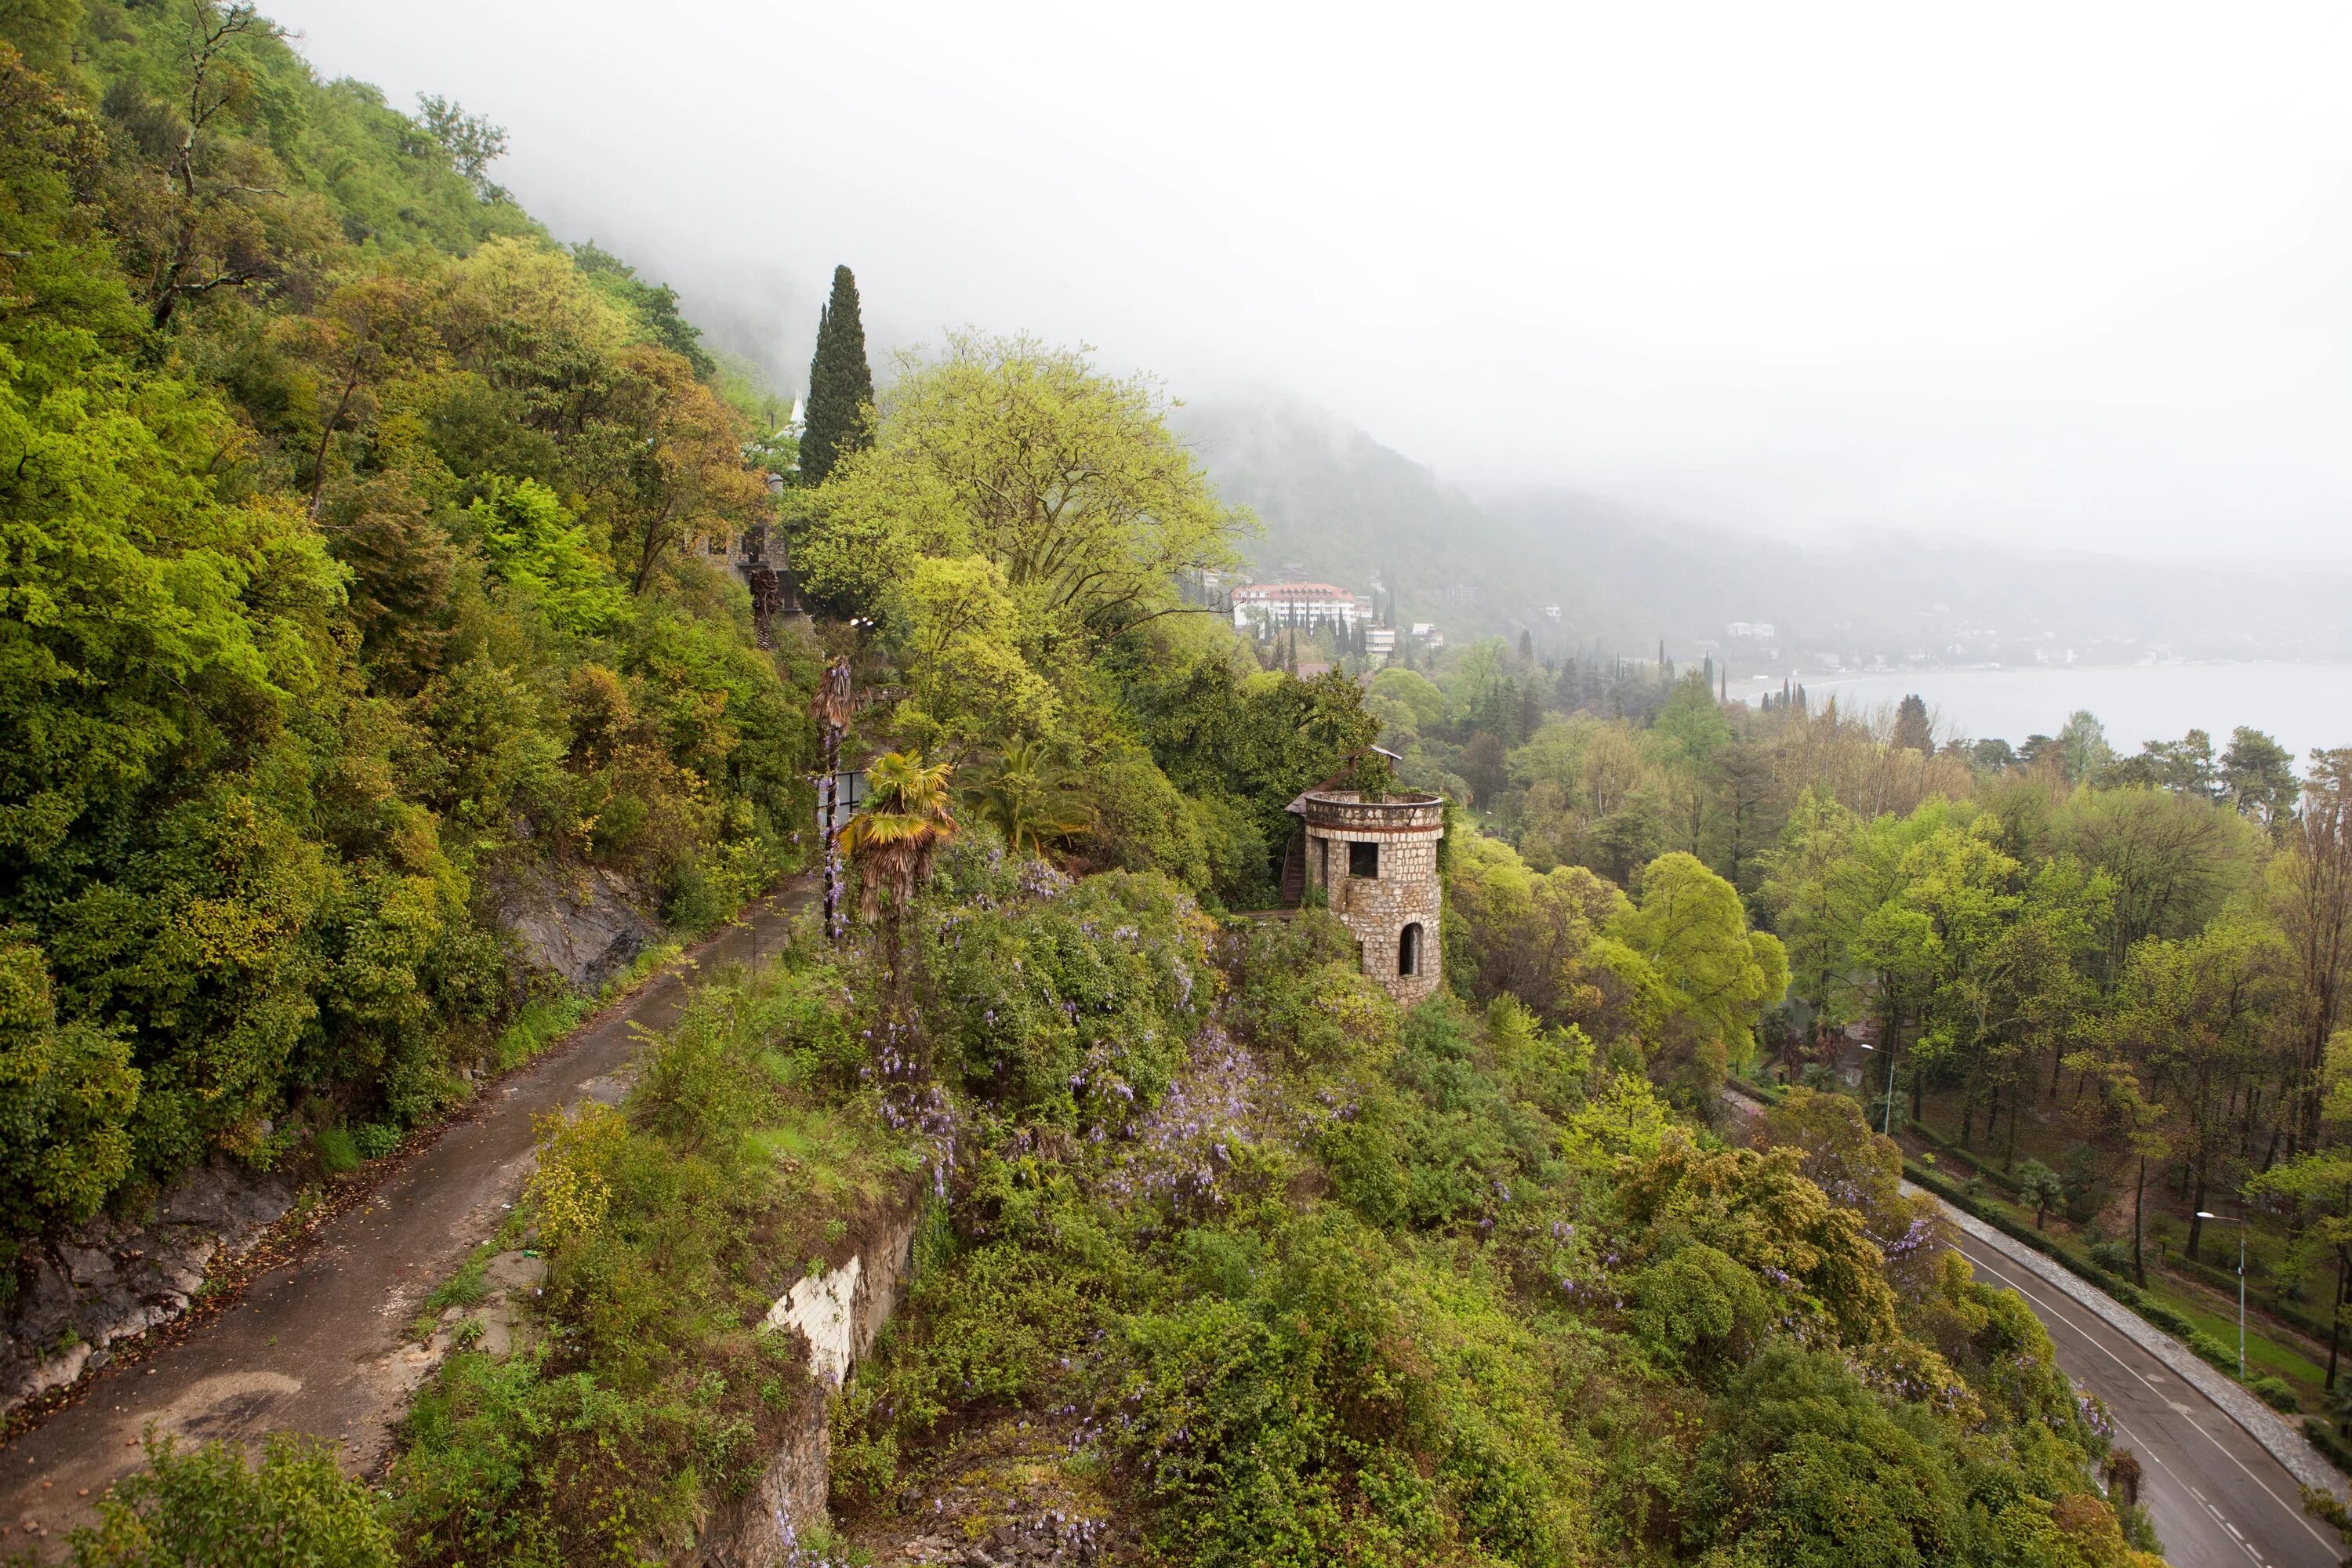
1893;693;1933;755
800;264;875;486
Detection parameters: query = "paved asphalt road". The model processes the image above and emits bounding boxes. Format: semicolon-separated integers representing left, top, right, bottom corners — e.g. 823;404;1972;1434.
1717;1087;2342;1566
1951;1230;2343;1568
0;880;813;1555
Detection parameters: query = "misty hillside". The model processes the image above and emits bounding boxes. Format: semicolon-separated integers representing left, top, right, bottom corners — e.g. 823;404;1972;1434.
1179;394;2352;670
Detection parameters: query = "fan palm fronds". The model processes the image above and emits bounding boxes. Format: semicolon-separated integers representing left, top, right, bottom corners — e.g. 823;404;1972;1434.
838;750;956;922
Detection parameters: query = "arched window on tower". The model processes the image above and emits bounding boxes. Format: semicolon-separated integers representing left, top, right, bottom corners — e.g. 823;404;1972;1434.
1398;921;1423;978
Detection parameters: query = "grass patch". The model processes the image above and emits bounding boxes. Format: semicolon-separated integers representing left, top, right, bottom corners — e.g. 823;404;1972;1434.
488;942;689;1074
314;1126;360;1175
2151;1286;2325;1396
409;1243;499;1343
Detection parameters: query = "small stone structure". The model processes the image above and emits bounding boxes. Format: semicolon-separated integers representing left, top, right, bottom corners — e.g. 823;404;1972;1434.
1287;787;1444;1005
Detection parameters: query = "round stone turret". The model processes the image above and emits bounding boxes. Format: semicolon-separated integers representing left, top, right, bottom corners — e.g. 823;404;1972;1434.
1287;789;1444;1005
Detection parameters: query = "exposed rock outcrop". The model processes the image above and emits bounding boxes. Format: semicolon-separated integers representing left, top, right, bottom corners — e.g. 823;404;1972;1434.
2;1161;291;1417
495;862;661;989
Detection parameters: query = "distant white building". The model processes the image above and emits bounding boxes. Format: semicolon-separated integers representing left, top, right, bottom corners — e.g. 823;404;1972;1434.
1541;604;1561;621
1232;582;1367;633
1366;626;1396;659
1410;622;1445;650
1726;621;1776;640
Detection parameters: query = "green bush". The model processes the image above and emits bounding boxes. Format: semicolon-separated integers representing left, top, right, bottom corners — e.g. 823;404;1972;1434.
354;1123;402;1160
918;870;1210;1129
388;953;907;1566
67;1431;394;1567
2307;1417;2352;1476
2087;1236;2135;1273
2252;1374;2299;1411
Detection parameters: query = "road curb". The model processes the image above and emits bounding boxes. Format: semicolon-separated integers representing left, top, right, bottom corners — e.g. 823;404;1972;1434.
1918;1184;2350;1504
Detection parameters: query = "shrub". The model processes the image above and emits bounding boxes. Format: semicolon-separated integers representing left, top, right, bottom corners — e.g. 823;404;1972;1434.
354;1123;402;1160
2252;1375;2300;1412
2087;1236;2135;1273
68;1431;394;1567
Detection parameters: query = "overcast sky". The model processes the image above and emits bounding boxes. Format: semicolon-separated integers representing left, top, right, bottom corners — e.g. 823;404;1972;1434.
268;1;2352;564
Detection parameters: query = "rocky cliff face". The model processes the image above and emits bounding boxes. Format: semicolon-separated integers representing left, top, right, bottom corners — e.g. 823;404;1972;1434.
1;1162;291;1418
495;863;662;990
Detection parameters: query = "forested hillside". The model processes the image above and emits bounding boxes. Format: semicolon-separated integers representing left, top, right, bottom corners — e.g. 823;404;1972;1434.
0;5;2212;1566
0;0;814;1278
1389;637;2352;1439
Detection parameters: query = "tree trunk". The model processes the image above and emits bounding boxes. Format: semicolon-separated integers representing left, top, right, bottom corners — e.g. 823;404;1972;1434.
2132;1153;2148;1286
2329;1241;2347;1396
2186;1169;2206;1264
307;374;360;521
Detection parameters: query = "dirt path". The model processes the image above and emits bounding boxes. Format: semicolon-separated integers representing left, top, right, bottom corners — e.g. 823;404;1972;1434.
0;879;815;1553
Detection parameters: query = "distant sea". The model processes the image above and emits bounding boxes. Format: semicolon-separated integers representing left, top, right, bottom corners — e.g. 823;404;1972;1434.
1728;663;2352;760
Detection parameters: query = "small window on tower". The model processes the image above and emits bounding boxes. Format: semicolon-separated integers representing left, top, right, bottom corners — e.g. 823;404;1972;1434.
1348;840;1379;878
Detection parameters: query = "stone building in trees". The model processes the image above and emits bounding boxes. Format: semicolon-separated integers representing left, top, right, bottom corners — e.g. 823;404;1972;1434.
1287;785;1445;1004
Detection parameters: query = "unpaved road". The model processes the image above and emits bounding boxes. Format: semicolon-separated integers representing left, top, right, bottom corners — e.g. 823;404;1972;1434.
0;880;813;1553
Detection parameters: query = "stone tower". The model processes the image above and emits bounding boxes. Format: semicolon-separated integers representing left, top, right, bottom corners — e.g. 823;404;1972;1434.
1287;787;1444;1005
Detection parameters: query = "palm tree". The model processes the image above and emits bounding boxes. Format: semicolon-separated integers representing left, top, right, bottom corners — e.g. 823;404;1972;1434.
838;750;957;924
968;739;1094;856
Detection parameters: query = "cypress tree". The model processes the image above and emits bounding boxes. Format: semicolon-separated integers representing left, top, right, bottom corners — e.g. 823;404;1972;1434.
800;265;875;486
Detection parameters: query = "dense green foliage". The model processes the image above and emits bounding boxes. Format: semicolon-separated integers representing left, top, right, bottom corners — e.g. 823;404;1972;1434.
6;9;2197;1566
1417;631;2352;1374
55;1429;393;1566
810;855;2149;1566
0;2;811;1276
350;837;2149;1565
792;328;1368;906
60;1430;394;1566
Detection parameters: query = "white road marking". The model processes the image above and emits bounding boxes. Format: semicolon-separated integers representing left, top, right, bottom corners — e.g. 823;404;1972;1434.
1962;1245;2338;1555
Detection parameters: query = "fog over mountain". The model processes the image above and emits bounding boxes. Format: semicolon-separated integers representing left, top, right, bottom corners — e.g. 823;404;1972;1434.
1179;394;2352;670
263;1;2352;572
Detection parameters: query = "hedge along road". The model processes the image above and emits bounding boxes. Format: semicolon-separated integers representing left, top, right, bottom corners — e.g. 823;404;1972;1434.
0;877;815;1555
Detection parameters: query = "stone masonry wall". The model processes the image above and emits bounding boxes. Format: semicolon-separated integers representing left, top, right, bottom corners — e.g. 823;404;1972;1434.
1305;821;1443;1007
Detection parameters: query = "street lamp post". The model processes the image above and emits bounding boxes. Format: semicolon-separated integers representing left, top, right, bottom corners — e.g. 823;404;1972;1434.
2195;1210;2247;1381
1855;1040;1895;1138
